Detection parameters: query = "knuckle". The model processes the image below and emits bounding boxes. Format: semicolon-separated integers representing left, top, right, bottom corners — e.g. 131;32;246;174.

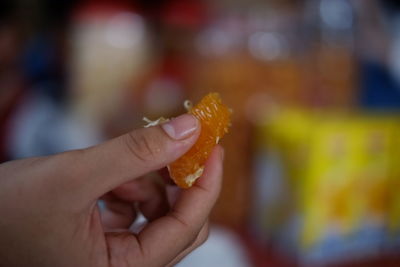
124;130;162;164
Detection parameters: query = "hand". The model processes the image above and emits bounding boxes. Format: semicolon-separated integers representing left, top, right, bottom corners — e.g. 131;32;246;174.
0;114;224;267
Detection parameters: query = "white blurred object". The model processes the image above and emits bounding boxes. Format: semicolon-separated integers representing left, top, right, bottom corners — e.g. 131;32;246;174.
104;13;145;49
69;8;150;127
6;93;103;158
248;31;288;61
320;0;353;30
195;16;244;57
389;16;400;87
304;0;355;47
176;225;251;267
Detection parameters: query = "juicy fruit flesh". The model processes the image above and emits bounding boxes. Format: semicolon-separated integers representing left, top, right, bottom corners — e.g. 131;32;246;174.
168;93;232;188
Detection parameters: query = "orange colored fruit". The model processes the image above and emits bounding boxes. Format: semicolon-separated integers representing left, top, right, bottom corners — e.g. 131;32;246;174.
168;92;232;188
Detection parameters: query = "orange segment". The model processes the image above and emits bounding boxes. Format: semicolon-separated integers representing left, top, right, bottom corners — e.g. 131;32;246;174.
168;93;232;188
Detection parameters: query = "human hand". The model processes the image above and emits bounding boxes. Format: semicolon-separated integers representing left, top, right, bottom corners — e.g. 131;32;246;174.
0;114;224;267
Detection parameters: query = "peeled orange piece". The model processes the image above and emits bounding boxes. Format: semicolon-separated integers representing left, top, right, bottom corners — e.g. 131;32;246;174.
168;93;232;188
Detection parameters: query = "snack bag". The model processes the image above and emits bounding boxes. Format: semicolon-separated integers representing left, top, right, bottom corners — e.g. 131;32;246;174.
387;117;400;249
352;117;393;256
300;117;361;263
251;108;312;242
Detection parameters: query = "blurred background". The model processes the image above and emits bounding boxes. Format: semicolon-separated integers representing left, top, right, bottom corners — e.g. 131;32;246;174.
1;0;400;266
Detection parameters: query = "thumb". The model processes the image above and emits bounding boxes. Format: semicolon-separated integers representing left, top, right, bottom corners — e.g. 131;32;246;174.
65;114;200;201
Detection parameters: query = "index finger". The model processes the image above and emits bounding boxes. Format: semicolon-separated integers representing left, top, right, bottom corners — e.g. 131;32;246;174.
136;145;224;266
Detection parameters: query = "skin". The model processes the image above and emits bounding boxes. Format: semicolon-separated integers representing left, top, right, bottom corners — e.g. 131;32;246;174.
0;115;224;267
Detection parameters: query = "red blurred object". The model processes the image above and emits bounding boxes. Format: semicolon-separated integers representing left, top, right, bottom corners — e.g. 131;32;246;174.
239;229;297;267
239;229;400;267
161;0;208;29
73;0;139;21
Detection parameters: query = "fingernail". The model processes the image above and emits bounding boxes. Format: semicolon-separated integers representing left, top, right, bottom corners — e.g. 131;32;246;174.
162;114;198;140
